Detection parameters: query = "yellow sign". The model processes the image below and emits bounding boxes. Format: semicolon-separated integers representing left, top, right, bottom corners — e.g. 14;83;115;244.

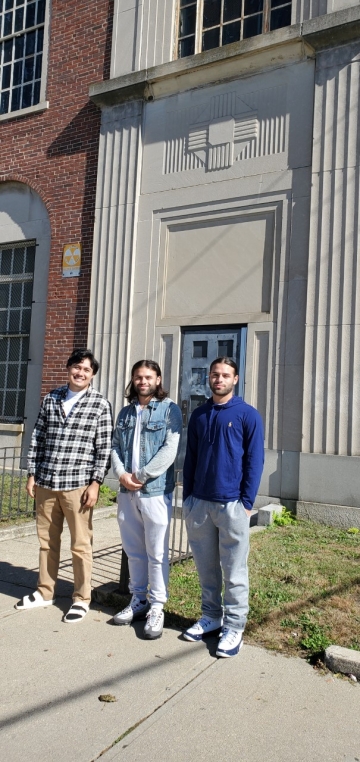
62;243;81;277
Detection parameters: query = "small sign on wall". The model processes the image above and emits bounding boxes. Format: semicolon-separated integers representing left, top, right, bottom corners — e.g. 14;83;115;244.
62;243;81;277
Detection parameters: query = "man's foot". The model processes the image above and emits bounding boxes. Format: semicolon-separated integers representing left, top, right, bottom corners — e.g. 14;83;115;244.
15;591;55;610
143;607;164;639
216;627;244;658
113;595;150;625
63;602;89;623
183;615;223;642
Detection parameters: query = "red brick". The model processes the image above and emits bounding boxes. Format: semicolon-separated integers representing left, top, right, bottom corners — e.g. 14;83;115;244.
0;0;113;395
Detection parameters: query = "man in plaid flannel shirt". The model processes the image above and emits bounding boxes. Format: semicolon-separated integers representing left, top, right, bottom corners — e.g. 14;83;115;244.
15;349;112;623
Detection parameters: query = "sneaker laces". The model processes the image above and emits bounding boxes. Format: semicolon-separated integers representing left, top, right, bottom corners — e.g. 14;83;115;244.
192;616;214;632
220;626;240;645
147;607;163;627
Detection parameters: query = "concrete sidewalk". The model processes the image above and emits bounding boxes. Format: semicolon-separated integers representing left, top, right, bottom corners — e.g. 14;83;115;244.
0;514;359;762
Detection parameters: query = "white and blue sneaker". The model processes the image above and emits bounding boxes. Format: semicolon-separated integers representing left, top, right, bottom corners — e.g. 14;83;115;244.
144;606;164;639
216;626;244;658
113;595;150;625
183;615;223;642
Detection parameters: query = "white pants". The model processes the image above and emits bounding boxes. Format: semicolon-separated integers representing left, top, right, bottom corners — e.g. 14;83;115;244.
117;492;172;606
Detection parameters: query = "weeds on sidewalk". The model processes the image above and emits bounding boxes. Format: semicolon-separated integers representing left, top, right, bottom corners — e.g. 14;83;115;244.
166;520;360;662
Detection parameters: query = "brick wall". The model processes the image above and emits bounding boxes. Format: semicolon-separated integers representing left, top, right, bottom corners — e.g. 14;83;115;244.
0;0;113;394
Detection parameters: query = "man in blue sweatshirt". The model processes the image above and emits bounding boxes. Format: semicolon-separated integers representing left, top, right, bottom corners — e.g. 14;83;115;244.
182;356;264;657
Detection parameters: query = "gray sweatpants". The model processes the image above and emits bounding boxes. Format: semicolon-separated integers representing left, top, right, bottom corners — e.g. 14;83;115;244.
183;496;250;631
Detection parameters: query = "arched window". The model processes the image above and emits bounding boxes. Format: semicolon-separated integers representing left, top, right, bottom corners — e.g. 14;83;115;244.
0;239;35;420
0;181;50;447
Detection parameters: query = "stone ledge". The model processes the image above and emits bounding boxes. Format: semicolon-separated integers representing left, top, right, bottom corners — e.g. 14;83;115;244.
90;7;360;107
325;645;360;680
258;503;283;526
297;501;360;529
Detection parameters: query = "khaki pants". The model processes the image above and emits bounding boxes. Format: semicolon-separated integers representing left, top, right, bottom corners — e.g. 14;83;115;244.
36;486;93;604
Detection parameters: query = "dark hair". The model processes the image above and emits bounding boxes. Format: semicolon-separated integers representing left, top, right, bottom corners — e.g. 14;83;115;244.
209;356;238;375
125;359;168;402
66;348;99;375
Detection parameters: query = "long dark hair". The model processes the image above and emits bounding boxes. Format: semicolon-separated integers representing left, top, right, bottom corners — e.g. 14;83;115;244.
125;360;168;402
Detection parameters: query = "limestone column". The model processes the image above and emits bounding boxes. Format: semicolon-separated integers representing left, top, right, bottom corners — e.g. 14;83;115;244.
87;100;143;416
303;44;360;458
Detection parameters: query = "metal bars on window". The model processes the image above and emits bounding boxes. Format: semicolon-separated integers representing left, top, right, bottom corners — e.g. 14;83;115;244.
0;0;46;115
177;0;291;58
0;240;35;422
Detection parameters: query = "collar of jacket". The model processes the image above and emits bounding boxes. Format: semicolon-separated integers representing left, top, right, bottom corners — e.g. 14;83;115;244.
130;397;161;409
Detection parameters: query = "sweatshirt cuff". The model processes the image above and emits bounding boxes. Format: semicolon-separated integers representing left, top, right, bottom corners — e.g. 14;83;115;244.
135;468;148;484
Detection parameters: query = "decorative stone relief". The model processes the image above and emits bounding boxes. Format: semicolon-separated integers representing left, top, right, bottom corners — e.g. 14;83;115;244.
164;86;286;174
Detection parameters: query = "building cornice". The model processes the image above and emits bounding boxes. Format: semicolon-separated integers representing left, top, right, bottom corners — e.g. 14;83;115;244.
89;6;360;107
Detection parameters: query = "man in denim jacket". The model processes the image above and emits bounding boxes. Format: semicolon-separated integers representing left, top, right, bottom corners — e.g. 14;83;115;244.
111;360;182;639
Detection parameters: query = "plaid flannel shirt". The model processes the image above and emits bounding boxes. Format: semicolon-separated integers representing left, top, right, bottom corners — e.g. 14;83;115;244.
27;386;113;491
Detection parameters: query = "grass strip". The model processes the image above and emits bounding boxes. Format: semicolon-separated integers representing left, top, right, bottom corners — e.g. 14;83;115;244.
166;520;360;662
0;478;117;525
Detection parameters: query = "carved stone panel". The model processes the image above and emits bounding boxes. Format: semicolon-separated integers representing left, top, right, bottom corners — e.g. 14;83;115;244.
141;61;314;193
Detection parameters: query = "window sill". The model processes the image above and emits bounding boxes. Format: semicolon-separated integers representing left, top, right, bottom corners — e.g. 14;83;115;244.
0;423;24;432
0;100;49;123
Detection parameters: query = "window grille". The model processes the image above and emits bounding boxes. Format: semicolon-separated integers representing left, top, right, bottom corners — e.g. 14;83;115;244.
0;0;46;115
177;0;292;58
0;241;35;421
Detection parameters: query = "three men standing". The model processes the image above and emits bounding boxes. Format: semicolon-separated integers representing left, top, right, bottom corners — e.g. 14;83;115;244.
182;357;264;657
111;360;182;639
16;349;113;623
16;349;263;651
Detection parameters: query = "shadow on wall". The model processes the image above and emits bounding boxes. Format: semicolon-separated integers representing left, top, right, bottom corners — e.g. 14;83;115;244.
45;0;114;344
47;102;101;340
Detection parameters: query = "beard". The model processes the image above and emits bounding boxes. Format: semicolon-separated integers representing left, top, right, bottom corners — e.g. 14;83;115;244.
209;379;234;398
136;382;158;399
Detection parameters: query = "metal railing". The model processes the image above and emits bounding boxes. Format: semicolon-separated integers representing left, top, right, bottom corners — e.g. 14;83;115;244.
0;451;190;573
0;447;34;523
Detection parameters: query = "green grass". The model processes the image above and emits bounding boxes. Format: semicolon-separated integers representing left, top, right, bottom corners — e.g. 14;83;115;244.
0;474;33;523
0;476;117;525
166;520;360;661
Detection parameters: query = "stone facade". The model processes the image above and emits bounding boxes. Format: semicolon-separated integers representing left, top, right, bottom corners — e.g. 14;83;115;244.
89;2;360;523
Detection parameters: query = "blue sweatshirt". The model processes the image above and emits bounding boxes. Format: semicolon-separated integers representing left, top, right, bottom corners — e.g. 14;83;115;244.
183;396;264;509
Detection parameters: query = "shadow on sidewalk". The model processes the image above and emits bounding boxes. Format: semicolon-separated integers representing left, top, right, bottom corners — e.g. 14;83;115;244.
0;561;73;600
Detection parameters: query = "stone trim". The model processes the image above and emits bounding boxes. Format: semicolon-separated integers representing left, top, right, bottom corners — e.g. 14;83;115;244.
90;7;360;107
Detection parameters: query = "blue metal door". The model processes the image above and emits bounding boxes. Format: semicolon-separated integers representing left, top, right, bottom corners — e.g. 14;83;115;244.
177;325;247;468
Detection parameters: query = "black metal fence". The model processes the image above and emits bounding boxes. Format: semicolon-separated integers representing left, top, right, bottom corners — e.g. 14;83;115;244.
0;447;34;523
0;452;190;562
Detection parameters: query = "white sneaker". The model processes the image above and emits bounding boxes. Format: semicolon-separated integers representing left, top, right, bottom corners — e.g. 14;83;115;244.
216;626;244;658
15;591;55;610
183;615;223;642
144;607;164;639
113;595;150;625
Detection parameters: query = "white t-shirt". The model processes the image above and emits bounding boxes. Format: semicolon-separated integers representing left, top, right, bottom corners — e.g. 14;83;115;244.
63;387;88;418
131;404;143;474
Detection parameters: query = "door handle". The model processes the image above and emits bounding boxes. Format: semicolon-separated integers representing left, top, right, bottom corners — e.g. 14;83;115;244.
181;400;188;426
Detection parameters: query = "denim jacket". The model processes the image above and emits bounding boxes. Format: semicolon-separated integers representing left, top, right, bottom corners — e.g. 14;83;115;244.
111;397;182;496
